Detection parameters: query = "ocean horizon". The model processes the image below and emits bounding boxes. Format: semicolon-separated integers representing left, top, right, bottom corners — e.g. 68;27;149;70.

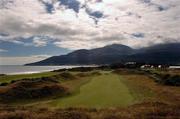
0;65;96;75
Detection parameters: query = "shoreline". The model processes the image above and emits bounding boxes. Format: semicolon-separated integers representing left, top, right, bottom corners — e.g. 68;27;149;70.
0;65;98;75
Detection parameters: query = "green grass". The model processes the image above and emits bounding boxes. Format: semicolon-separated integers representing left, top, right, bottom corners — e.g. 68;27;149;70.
22;76;92;107
50;73;135;108
0;70;155;108
61;77;91;94
0;72;59;83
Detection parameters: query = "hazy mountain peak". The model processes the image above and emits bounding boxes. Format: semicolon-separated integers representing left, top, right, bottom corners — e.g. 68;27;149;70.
103;44;132;49
26;43;180;66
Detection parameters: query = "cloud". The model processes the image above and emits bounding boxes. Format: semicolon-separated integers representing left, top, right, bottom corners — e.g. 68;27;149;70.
0;15;78;37
54;33;127;50
33;37;48;47
0;0;180;52
0;49;8;52
138;0;171;12
0;55;51;65
54;40;99;50
0;0;14;9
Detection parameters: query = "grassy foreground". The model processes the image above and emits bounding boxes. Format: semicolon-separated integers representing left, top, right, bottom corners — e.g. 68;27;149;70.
51;73;134;108
0;68;179;119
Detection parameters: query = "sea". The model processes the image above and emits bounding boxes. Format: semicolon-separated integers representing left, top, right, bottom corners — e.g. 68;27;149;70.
0;65;95;75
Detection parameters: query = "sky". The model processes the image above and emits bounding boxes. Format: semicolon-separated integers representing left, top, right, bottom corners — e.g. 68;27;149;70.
0;0;180;65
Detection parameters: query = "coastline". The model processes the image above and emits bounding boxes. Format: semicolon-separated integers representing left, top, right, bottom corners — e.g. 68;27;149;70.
0;65;98;75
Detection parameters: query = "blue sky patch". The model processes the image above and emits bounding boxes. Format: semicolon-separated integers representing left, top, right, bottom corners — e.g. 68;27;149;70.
59;0;81;13
0;38;71;57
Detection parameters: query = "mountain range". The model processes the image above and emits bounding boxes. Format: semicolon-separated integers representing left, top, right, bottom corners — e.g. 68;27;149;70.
26;43;180;66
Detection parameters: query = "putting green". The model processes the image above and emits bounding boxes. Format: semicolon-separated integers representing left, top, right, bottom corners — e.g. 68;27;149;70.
51;73;135;108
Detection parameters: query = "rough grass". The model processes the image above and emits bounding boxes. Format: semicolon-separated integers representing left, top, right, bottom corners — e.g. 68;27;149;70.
50;73;135;108
0;69;179;119
0;77;69;103
0;72;59;83
56;72;76;80
0;101;179;119
148;69;180;76
114;69;180;105
144;69;180;86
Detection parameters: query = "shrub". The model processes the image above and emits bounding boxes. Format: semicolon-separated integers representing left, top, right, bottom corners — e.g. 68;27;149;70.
68;67;95;72
90;71;101;76
159;74;180;86
59;72;76;80
0;78;69;102
0;74;6;76
10;80;17;84
0;82;8;86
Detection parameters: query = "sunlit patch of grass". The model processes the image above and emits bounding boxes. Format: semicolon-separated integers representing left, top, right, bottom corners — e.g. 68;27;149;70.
49;73;135;108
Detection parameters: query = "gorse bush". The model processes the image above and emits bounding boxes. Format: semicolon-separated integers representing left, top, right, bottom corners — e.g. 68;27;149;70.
0;101;179;119
0;77;69;102
158;74;180;86
59;72;77;80
0;82;8;86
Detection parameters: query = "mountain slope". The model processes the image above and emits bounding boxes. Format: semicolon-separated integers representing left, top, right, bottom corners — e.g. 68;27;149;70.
26;44;134;65
26;43;180;65
128;43;180;64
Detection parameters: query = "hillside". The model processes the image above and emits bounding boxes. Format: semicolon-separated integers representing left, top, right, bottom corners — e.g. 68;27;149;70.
26;43;180;65
128;43;180;64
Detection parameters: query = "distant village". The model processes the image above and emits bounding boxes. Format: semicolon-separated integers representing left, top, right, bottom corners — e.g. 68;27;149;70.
110;62;180;70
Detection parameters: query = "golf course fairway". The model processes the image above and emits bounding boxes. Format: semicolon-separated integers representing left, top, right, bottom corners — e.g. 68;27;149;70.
51;73;135;108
